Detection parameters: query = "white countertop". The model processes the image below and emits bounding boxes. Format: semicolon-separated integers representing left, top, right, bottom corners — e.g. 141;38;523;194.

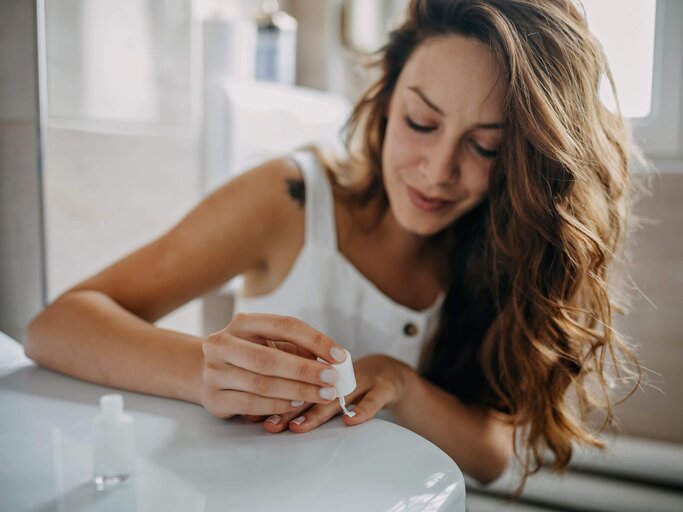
0;331;465;511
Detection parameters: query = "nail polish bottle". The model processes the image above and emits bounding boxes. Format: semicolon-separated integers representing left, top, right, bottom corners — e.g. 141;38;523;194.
320;349;357;417
93;394;135;490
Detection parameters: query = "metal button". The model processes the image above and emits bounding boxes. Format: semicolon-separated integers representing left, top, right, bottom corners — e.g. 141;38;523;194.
403;322;418;336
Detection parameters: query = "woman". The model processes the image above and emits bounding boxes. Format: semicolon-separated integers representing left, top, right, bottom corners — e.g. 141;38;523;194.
26;0;641;485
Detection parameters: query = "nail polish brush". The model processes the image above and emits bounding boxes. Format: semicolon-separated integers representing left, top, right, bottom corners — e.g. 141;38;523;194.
319;348;357;417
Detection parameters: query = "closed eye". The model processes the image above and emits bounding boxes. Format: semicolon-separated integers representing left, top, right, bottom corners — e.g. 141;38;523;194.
404;115;499;158
473;142;498;159
404;116;436;133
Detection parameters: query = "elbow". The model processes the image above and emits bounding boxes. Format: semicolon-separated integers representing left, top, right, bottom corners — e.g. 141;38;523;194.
24;310;47;364
24;291;78;364
476;413;515;484
472;449;511;485
470;427;514;485
24;294;65;365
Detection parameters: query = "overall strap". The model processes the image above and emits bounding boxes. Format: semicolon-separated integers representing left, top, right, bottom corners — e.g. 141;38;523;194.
290;150;338;250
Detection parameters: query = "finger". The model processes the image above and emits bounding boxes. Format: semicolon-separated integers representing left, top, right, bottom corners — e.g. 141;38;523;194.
230;313;348;364
263;402;314;433
264;339;316;360
206;389;305;417
343;386;388;426
204;364;338;405
244;414;268;423
286;399;345;434
265;340;316;366
271;340;316;360
211;334;342;388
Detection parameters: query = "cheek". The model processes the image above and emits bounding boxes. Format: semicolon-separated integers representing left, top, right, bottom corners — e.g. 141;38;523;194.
461;159;493;198
384;116;419;164
472;171;491;196
382;121;407;186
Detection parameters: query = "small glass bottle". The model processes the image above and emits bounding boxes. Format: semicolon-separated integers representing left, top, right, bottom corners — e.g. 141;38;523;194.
93;394;135;490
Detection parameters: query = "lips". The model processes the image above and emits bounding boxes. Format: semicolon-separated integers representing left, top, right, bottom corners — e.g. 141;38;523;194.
406;186;454;212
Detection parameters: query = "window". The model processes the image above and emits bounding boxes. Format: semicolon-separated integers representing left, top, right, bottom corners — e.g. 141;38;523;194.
582;0;657;119
584;0;683;163
42;0;201;335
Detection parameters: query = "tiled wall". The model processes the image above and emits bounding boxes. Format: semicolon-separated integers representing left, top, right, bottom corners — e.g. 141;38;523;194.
613;171;683;443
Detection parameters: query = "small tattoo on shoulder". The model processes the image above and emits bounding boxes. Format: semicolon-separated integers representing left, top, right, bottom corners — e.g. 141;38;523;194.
286;178;305;208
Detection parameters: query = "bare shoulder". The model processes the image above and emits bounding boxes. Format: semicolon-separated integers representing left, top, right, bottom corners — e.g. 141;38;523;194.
203;155;306;237
209;155;309;274
240;151;355;298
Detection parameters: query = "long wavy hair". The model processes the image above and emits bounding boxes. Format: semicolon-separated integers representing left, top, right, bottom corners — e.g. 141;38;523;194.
326;0;644;484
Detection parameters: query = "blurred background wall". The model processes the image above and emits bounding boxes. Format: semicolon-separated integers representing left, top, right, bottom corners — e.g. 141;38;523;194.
0;0;45;343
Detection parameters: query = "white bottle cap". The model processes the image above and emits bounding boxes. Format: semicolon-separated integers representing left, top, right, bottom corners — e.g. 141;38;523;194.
332;349;356;397
100;394;124;419
318;349;356;397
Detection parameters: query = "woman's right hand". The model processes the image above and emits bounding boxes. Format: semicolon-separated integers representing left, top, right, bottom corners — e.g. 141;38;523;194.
199;312;347;419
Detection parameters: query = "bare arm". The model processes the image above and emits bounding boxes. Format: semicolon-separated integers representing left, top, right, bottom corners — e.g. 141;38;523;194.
391;367;514;484
27;289;204;402
25;158;305;404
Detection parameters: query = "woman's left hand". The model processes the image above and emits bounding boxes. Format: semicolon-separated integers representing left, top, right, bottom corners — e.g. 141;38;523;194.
248;354;414;433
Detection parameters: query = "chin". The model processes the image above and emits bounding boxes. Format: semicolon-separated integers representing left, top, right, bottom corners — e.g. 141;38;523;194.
395;211;448;237
395;197;481;236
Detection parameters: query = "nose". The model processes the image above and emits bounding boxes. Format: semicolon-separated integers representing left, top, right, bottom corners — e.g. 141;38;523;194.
420;141;459;186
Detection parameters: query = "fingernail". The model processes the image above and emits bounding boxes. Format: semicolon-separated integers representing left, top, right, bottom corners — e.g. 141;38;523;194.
291;400;304;407
319;387;337;400
291;416;306;426
320;368;338;384
266;415;281;425
331;347;347;362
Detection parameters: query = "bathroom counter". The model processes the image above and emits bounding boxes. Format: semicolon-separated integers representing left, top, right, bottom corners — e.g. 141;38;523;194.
0;332;465;511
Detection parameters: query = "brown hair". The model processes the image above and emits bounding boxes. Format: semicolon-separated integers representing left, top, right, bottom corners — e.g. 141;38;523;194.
331;0;644;485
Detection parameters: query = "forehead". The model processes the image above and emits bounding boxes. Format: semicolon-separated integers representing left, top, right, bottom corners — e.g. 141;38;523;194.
398;35;504;120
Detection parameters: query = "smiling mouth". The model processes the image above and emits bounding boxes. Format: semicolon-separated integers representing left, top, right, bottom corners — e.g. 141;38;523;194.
406;186;455;212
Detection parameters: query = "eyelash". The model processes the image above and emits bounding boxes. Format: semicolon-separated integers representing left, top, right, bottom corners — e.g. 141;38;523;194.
404;115;434;133
475;146;498;159
404;116;499;159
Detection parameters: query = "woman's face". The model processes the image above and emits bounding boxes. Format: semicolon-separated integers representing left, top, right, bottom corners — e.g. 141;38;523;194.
382;35;504;236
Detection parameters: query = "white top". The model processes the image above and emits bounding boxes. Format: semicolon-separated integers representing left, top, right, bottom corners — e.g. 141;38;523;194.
233;150;445;368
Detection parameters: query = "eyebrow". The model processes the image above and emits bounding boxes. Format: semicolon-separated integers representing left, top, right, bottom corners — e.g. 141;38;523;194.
407;85;504;130
408;86;445;116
